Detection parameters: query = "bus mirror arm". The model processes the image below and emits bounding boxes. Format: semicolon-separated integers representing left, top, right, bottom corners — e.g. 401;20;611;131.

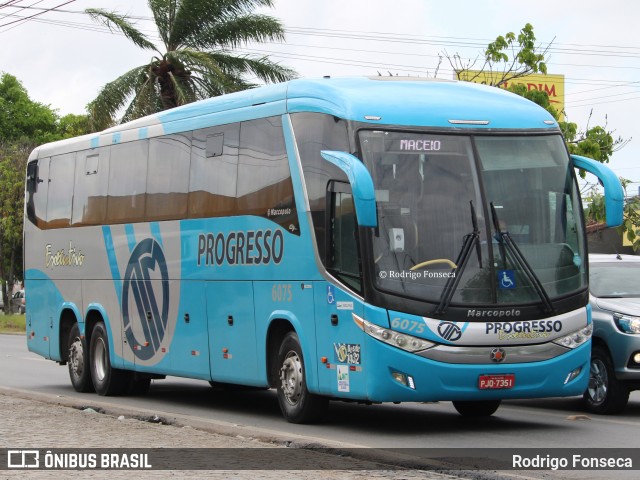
321;150;378;228
571;154;624;227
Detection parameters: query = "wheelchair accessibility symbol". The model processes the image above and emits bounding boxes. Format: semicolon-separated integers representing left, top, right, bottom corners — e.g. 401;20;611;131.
327;285;336;305
122;238;169;361
498;269;516;289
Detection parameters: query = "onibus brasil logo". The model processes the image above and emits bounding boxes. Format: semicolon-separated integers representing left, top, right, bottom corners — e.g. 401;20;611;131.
122;238;169;361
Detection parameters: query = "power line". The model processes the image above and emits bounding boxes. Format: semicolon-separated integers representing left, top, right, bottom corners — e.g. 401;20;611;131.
0;0;75;31
6;5;640;58
2;5;639;110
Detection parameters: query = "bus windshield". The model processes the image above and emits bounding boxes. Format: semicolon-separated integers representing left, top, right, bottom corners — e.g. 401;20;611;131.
360;131;586;309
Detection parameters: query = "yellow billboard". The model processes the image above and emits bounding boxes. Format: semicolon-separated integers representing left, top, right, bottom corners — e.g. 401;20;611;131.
458;71;565;121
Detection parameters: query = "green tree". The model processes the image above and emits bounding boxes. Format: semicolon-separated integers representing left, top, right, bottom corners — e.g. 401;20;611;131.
0;73;59;144
446;24;634;245
585;179;640;251
58;113;92;138
509;84;628;169
0;142;29;312
0;74;91;310
86;0;296;129
445;23;549;86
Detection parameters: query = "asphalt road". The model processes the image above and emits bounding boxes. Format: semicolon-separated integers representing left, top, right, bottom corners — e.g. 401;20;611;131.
2;333;639;478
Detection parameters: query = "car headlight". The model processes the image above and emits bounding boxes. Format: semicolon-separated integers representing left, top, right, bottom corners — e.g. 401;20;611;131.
552;323;592;349
352;314;434;353
614;314;640;334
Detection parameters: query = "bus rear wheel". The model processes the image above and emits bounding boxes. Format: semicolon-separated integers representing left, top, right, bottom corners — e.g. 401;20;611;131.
89;321;129;396
452;400;501;417
275;332;328;424
67;323;94;393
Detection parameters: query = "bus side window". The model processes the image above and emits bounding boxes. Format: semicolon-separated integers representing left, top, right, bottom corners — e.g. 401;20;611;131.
189;124;239;218
147;133;191;221
72;149;109;226
327;181;362;292
107;140;148;224
46;153;76;228
237;117;297;231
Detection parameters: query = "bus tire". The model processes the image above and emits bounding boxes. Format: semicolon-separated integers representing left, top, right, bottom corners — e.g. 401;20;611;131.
452;400;501;417
275;332;328;424
67;323;94;393
583;345;629;414
89;322;128;396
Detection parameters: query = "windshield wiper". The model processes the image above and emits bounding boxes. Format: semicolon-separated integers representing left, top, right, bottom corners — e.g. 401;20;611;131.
490;203;554;314
435;201;481;315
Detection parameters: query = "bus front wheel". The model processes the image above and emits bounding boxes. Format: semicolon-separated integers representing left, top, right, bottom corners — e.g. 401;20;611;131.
67;323;94;393
452;400;501;417
275;332;328;424
89;322;129;396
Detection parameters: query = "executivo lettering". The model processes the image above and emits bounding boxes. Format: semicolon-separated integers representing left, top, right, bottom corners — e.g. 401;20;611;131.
45;242;85;269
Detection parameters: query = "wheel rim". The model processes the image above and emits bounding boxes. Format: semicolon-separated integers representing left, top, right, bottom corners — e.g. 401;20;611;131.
588;358;608;405
69;337;84;380
94;337;107;382
279;350;303;406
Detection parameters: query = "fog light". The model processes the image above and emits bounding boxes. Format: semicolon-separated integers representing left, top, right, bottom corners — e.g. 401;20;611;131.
634;353;640;364
392;371;408;386
391;371;416;389
564;366;582;385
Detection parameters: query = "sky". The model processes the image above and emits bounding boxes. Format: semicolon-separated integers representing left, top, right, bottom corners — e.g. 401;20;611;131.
1;0;639;195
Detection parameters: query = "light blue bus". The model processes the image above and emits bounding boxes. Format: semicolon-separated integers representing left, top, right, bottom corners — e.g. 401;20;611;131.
24;77;624;423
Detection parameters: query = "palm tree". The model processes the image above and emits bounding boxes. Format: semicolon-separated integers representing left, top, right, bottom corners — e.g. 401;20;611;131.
86;0;296;129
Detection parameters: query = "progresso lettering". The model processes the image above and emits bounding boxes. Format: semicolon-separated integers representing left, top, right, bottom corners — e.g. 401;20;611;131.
486;320;563;335
197;230;284;267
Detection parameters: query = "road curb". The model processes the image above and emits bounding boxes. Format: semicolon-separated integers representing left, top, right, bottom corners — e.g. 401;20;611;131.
0;385;364;450
0;386;479;477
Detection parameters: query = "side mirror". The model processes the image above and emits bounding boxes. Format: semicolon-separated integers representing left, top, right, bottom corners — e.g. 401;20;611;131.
571;154;624;227
26;162;39;193
321;150;377;227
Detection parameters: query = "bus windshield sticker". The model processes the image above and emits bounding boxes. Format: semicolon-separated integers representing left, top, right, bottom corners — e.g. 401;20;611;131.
498;269;516;289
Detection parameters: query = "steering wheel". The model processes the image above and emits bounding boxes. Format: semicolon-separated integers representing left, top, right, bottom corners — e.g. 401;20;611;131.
410;258;457;271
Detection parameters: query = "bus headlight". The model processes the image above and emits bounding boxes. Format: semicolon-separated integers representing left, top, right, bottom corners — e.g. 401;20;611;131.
614;314;640;334
552;323;592;349
353;314;434;353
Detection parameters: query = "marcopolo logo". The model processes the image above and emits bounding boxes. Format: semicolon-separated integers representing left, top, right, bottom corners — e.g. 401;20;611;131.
437;321;462;342
122;238;169;361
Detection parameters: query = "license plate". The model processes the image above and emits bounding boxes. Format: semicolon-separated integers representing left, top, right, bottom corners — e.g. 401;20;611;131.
478;374;515;390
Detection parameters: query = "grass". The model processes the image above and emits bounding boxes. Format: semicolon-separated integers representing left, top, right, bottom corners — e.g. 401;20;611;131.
0;313;26;334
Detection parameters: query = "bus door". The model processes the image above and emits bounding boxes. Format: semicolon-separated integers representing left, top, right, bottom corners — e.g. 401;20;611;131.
315;182;366;396
207;281;259;384
25;157;52;359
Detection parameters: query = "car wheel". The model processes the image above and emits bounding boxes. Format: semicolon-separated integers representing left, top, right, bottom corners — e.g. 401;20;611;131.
275;332;328;424
67;323;94;393
452;400;501;417
583;345;629;414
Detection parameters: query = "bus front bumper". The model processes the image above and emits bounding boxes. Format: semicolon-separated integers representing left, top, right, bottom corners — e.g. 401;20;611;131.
363;338;590;402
